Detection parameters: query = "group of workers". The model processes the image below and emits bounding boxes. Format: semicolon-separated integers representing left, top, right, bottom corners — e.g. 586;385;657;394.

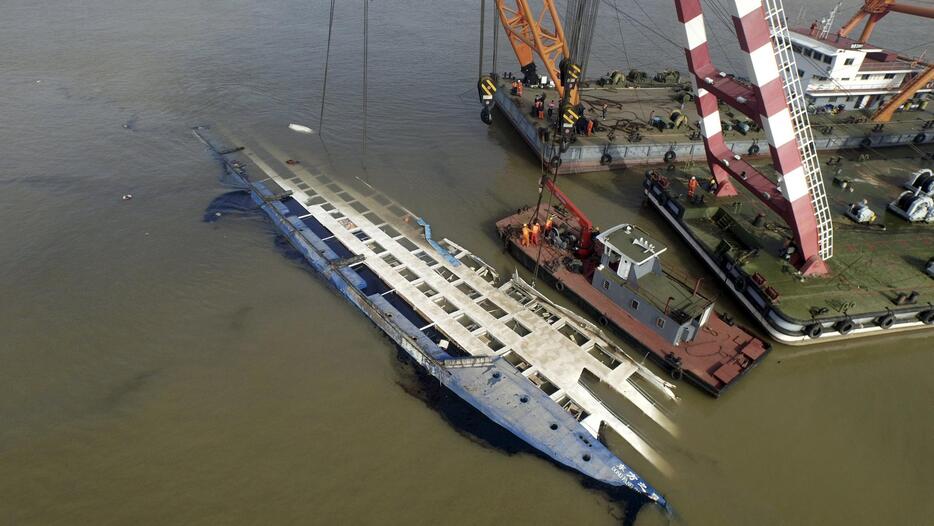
519;216;555;247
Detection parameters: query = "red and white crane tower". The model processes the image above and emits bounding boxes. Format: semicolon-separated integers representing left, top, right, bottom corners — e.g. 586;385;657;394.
673;0;834;276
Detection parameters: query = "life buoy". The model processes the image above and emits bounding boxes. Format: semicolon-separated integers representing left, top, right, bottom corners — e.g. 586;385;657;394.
804;323;823;339
732;274;746;292
913;133;926;144
555;280;566;291
663;150;676;163
670;367;683;381
747;143;760;155
860;137;872;149
480;107;493;125
600;152;612;165
598;315;609;326
876;313;895;329
834;319;855;335
918;309;934;325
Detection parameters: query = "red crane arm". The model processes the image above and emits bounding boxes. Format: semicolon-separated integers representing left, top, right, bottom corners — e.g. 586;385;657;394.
544;178;593;253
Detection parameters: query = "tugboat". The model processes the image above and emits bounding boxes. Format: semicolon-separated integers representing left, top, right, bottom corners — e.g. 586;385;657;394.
496;178;770;397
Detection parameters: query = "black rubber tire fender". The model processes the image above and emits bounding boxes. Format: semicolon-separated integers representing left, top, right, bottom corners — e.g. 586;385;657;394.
804;323;823;339
918;309;934;325
732;274;746;292
669;367;683;381
834;319;855;335
598;315;609;327
600;152;612;165
555;280;566;292
913;133;926;144
860;137;872;149
663;150;676;163
747;143;760;155
876;312;895;329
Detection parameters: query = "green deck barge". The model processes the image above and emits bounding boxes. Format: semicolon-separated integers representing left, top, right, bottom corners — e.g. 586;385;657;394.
643;145;934;344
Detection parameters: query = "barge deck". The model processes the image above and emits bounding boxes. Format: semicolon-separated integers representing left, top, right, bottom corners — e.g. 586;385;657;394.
643;146;934;344
193;126;675;509
491;80;934;174
496;207;769;397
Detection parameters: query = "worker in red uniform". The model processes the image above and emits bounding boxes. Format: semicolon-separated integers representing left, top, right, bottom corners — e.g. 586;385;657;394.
687;176;698;200
544;215;554;234
520;223;531;246
586;119;594;136
531;222;541;245
516;82;523;97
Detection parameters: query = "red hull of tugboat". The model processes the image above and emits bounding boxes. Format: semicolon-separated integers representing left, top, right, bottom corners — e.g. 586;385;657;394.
496;208;770;397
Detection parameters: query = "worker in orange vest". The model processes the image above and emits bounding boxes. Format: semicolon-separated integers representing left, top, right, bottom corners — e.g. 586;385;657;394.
687;176;698;200
516;82;523;97
544;215;554;234
531;222;541;245
520;223;531;246
586;119;594;136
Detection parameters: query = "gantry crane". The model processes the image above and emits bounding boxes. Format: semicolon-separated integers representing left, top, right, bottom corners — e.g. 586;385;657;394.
674;0;833;276
838;1;934;122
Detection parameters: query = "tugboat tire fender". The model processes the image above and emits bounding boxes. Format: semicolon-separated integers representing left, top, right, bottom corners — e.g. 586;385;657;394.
555;280;566;292
834;319;855;335
598;315;609;327
876;312;895;329
914;133;926;144
600;152;612;165
804;322;823;339
732;274;746;292
669;366;683;381
663;150;676;163
919;309;934;325
860;137;872;149
747;143;760;155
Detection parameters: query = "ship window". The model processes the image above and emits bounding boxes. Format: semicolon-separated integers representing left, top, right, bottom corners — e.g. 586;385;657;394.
791;44;802;53
828;96;838;103
528;372;558;396
656;318;666;329
478;299;507;319
456;282;481;300
841;78;850;81
416;282;438;298
455;313;481;332
860;74;871;80
397;237;419;252
505;284;533;305
602;280;609;290
812;51;822;61
631;299;640;310
366;241;386;254
475;330;504;351
503;350;531;372
433;296;458;314
506;318;530;337
379;224;401;238
587;344;621;370
558;324;588;346
382;253;402;267
823;55;832;64
607;249;622;272
844;58;854;65
803;48;812;57
434;266;457;282
399;267;419;282
415;250;438;267
884;73;895;79
363;211;383;225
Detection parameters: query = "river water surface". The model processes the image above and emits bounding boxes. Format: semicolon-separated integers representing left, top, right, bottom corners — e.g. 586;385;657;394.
2;1;931;524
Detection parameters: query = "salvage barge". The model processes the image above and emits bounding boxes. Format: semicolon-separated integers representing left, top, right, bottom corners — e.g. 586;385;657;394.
496;183;769;397
193;126;673;510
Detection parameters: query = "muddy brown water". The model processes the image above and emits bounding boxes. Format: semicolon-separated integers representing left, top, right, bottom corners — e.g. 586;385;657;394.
2;1;931;524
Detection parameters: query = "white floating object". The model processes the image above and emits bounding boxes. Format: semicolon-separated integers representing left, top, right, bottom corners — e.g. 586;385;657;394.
288;123;314;134
122;194;133;200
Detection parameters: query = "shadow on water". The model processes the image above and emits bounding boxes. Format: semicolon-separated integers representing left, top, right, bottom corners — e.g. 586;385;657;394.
204;192;651;526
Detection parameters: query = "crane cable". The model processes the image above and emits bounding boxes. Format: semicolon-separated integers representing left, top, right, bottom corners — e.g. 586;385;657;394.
318;0;337;137
362;0;369;172
479;0;486;79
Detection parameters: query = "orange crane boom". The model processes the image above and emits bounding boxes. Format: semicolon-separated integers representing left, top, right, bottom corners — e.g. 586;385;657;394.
494;0;579;104
837;1;934;122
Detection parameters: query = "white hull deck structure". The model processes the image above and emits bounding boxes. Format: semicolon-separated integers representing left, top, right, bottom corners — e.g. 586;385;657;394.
194;126;676;509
